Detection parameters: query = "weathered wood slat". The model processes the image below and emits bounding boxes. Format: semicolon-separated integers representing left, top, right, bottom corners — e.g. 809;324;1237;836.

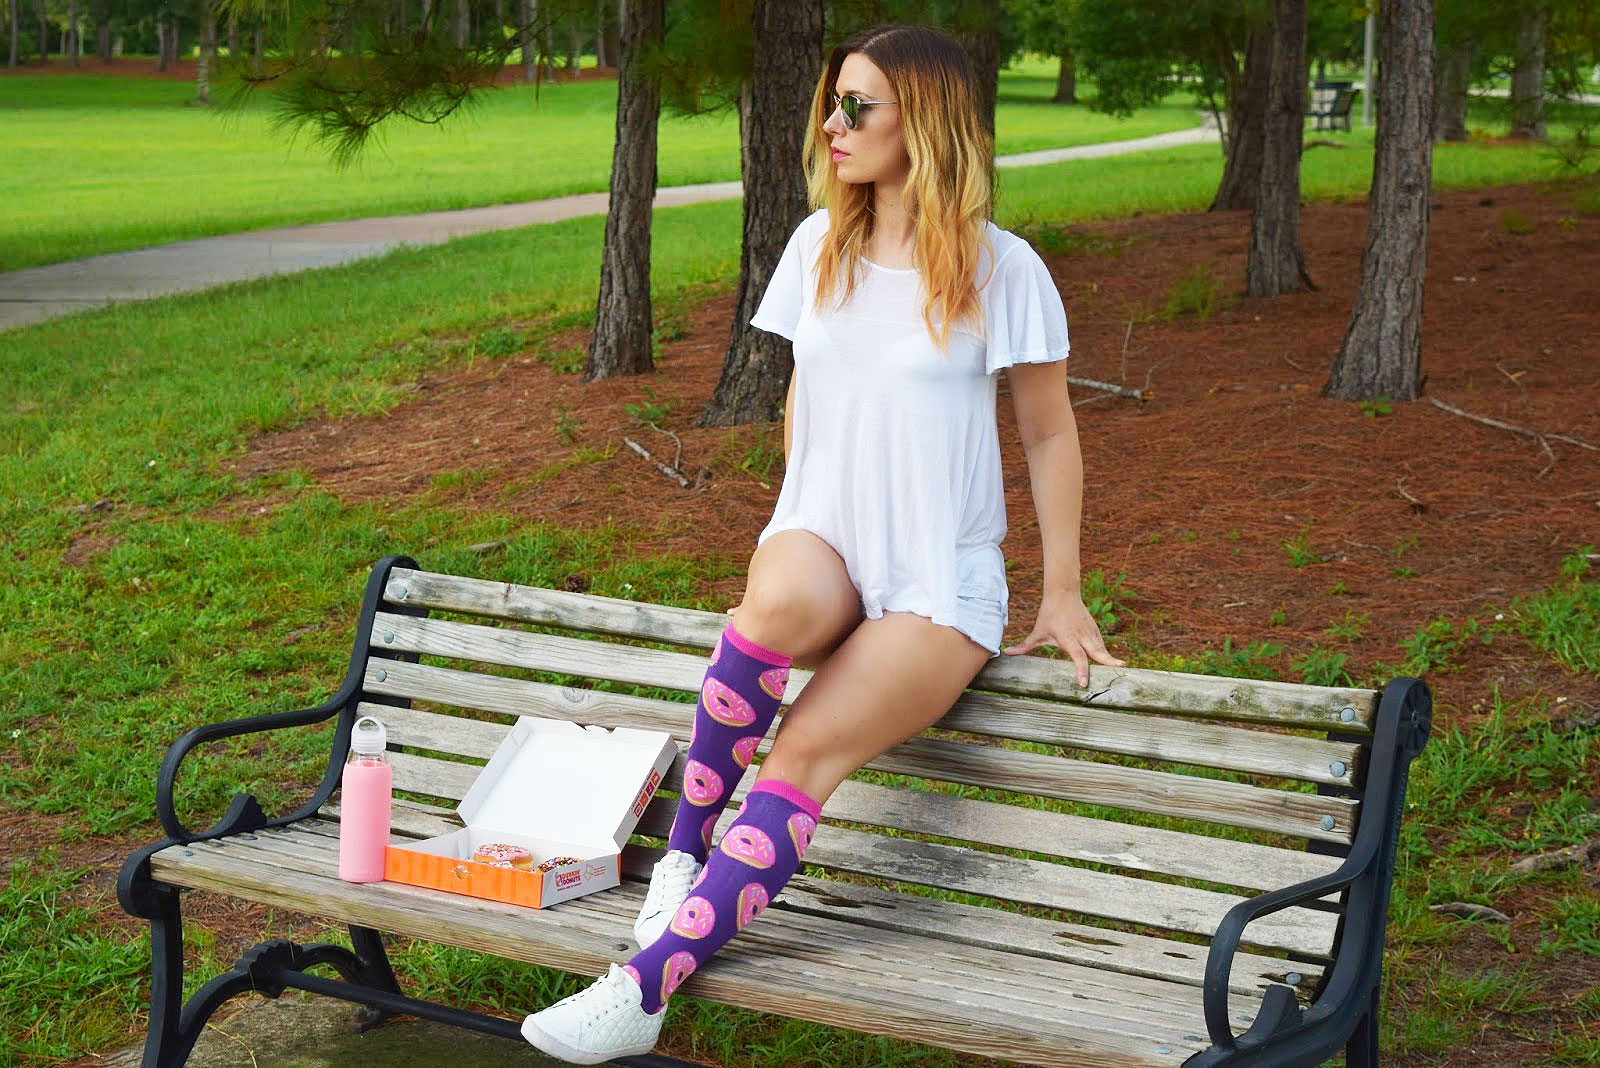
348;750;1336;956
368;701;1341;892
151;839;1215;1066
312;806;1324;1002
365;644;1363;787
361;660;1360;843
384;570;1377;729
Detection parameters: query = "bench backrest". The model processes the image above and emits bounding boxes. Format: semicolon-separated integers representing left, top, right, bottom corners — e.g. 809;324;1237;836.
356;567;1380;965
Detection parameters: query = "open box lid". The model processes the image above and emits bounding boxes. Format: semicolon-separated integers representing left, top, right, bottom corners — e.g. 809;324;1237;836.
459;717;677;852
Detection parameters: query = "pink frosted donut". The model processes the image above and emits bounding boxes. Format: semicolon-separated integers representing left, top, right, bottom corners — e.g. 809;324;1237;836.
691;863;709;890
731;734;762;770
623;964;642;989
683;759;725;807
661;950;697;1002
758;667;789;700
787;812;817;860
669;895;717;939
720;825;776;869
736;882;769;931
709;635;723;666
472;843;533;869
699;813;717;854
702;677;757;727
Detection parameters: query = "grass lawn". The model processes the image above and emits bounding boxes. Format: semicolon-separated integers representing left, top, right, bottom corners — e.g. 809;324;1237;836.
3;130;1597;1065
0;58;1201;272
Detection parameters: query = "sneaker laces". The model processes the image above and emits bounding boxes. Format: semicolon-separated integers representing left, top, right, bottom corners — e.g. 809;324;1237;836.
561;964;640;1023
645;852;701;911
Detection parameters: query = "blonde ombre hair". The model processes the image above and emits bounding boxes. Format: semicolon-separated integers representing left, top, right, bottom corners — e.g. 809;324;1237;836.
804;25;995;350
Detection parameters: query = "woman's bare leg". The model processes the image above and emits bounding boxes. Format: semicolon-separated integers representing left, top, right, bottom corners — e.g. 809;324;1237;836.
755;611;992;804
727;529;864;667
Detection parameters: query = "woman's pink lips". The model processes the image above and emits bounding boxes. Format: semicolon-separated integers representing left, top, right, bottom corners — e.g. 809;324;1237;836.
832;149;849;161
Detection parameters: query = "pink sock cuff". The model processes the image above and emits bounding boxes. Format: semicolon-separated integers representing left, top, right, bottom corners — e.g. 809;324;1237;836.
750;778;822;820
724;623;793;668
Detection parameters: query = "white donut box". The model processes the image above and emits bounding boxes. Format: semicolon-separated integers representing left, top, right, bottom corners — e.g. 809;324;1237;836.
383;717;678;908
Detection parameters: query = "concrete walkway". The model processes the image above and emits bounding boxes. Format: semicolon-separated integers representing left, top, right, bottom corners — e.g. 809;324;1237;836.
0;124;1219;333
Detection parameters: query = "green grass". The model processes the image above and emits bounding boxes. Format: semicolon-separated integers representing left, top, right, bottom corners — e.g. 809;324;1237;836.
0;63;1199;271
3;130;1598;1065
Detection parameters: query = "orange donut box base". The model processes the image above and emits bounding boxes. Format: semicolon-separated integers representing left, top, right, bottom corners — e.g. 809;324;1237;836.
382;718;677;909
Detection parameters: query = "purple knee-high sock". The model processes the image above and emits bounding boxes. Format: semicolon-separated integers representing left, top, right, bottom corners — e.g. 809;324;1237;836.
665;624;792;863
628;779;820;1014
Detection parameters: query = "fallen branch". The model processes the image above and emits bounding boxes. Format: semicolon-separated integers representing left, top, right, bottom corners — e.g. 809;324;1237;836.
1428;902;1511;924
1509;837;1600;875
624;437;690;488
1428;396;1599;453
1395;477;1427;513
1069;376;1149;402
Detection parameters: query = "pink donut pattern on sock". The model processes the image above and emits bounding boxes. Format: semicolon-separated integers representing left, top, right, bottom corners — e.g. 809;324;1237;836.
702;676;757;727
736;882;769;931
709;634;723;666
623;963;642;988
669;895;716;939
758;666;789;700
683;759;724;807
720;825;776;868
731;734;762;769
661;950;697;1002
787;812;817;859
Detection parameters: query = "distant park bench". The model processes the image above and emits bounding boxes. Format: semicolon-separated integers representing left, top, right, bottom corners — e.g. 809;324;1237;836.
119;555;1433;1067
1308;83;1360;132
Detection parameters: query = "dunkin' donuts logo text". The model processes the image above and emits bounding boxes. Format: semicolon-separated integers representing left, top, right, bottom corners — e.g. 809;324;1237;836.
555;869;583;891
632;769;663;818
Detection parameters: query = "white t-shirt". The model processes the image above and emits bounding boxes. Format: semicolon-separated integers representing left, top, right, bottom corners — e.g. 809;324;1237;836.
750;208;1070;633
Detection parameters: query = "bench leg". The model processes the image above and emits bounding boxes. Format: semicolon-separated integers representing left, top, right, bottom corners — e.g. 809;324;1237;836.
347;924;405;1030
140;886;193;1068
1345;987;1380;1068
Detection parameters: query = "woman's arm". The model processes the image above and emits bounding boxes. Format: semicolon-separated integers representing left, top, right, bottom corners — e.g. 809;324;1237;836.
784;371;796;460
1002;361;1124;685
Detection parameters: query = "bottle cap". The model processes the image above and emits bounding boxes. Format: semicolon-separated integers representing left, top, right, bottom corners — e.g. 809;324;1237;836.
351;715;387;755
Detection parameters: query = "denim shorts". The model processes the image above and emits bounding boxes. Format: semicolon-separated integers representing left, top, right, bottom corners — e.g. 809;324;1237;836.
953;581;1009;657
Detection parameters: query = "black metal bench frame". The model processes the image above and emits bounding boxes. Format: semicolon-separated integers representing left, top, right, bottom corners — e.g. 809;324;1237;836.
119;554;1432;1067
1307;85;1360;132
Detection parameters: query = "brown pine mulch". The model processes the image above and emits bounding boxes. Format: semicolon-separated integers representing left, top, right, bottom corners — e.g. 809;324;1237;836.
227;181;1600;723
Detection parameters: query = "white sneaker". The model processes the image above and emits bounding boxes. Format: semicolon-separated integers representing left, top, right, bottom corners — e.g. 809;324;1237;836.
634;850;703;948
520;963;665;1064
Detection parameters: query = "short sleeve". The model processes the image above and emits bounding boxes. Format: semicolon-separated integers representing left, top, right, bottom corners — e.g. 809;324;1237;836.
983;241;1071;376
749;212;820;342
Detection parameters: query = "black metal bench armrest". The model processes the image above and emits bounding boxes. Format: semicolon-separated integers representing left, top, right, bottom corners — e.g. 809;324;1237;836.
151;554;419;843
153;693;352;842
1199;677;1431;1057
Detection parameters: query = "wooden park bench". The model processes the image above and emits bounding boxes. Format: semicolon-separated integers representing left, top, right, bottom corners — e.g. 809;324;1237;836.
1307;84;1360;132
120;555;1433;1067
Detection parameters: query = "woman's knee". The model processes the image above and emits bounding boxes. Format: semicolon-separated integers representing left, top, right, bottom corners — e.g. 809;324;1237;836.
733;533;861;658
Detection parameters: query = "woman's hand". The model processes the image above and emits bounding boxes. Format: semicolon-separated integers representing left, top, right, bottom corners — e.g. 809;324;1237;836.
1003;589;1125;688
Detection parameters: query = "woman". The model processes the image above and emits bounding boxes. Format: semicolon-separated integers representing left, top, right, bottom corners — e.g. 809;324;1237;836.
521;24;1122;1063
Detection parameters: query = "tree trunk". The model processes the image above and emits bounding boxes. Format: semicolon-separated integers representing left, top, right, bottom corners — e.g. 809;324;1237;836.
251;19;261;76
593;0;604;67
67;0;77;65
37;0;46;62
583;0;663;381
567;13;579;73
227;11;236;58
604;0;619;70
96;19;110;61
700;0;822;426
1508;5;1546;139
1324;0;1434;402
1247;0;1312;296
1053;50;1076;104
454;0;467;48
522;0;536;82
195;0;215;105
155;18;167;71
1433;36;1471;142
8;0;17;68
954;0;999;137
1211;27;1271;211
